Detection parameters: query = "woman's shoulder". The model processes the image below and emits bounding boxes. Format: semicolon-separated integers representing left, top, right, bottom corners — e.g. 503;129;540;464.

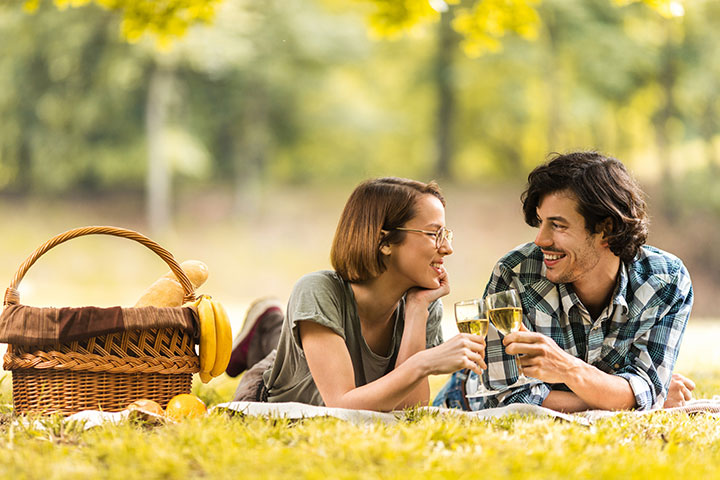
291;270;349;298
288;271;351;335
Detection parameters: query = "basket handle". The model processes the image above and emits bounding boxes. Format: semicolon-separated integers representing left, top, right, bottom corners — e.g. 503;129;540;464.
3;226;196;306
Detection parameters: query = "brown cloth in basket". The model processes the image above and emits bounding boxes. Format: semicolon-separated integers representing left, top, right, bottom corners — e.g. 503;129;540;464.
0;305;197;345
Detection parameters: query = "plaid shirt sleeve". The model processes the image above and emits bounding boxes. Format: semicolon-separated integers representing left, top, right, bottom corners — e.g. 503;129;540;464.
614;264;693;410
469;260;552;409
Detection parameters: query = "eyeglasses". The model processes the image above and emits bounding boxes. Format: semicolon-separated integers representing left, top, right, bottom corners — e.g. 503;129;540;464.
395;226;454;249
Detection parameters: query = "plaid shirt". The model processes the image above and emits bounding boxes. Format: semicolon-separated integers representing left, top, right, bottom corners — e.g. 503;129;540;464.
435;242;693;411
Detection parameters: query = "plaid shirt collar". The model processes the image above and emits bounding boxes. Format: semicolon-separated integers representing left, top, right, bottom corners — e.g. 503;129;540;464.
532;257;631;324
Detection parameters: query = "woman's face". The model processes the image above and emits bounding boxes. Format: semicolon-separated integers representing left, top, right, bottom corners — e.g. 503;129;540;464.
384;194;453;289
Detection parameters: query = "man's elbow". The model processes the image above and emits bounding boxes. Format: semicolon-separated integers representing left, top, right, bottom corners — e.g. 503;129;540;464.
607;395;638;411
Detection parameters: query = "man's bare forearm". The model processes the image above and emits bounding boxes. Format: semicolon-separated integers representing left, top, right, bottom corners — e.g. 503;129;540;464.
563;359;637;410
541;391;589;413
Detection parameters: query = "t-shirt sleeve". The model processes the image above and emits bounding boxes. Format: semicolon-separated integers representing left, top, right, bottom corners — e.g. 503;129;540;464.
425;299;444;348
287;272;347;350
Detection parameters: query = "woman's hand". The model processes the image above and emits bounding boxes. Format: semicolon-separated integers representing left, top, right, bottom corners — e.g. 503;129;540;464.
405;268;450;309
420;333;486;376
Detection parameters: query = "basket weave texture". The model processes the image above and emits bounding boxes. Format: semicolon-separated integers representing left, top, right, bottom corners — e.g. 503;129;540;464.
1;226;201;415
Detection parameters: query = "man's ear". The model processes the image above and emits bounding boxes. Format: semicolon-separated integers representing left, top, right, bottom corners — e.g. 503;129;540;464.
597;218;613;246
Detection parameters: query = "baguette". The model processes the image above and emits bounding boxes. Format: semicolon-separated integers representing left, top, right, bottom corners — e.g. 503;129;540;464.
134;260;209;307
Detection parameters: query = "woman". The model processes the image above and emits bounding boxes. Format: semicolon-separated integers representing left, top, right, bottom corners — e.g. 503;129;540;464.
229;177;485;411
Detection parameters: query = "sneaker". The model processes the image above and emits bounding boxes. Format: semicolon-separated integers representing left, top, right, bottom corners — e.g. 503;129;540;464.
226;297;284;377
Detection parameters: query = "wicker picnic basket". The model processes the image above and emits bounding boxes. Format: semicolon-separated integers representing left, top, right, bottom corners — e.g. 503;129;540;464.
1;226;201;415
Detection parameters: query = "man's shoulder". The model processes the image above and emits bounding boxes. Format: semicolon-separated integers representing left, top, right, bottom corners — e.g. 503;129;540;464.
625;245;691;294
629;245;688;280
497;242;544;271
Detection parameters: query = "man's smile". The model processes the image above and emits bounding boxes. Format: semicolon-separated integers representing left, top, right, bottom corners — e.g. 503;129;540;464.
542;250;566;266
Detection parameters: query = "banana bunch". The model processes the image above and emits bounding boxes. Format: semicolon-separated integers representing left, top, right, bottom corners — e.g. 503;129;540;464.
190;295;232;383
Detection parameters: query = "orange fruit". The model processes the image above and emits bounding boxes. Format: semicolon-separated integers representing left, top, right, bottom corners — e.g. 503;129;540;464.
165;393;207;421
127;399;165;416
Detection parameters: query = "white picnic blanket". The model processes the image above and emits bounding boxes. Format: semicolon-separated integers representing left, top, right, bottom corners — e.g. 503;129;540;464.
24;398;720;430
212;398;720;426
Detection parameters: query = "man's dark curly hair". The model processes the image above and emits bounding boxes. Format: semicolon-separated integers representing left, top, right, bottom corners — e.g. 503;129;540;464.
521;151;649;263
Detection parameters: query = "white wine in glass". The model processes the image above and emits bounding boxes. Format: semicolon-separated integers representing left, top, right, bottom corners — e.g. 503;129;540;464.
485;289;527;383
488;306;522;335
454;299;498;397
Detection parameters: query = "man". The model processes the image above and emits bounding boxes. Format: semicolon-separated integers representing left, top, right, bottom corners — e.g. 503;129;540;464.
434;151;695;412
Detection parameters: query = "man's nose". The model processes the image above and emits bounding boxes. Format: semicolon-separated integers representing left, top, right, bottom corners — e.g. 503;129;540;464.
534;225;552;247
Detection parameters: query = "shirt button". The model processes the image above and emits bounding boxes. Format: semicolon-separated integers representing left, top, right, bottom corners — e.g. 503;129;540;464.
614;363;621;369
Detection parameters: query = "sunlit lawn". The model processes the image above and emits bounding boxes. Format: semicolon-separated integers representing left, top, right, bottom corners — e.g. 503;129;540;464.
0;320;717;479
3;407;720;480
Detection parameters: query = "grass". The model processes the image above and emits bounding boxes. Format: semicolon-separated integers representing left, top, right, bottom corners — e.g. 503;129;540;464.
0;325;717;480
1;396;720;479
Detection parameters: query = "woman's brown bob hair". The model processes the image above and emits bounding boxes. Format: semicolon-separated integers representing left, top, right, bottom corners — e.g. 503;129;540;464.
331;177;445;282
521;151;649;263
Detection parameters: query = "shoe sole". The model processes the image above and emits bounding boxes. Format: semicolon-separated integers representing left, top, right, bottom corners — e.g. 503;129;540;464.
232;297;284;350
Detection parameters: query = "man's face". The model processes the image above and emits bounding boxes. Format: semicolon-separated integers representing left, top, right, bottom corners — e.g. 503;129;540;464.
533;190;608;285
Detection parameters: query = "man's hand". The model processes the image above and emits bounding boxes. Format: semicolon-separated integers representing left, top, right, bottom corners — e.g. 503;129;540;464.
503;324;583;384
663;373;695;408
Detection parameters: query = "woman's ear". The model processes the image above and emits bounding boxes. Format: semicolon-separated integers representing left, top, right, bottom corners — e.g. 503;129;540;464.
379;229;392;256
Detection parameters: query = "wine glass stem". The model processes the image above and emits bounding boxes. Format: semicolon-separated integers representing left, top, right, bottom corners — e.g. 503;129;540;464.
514;355;526;379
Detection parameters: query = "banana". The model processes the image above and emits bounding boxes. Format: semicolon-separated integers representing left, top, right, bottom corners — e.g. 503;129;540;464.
196;295;217;381
209;299;232;377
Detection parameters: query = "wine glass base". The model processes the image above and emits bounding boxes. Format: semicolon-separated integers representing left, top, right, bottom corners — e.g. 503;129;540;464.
465;390;505;398
466;376;542;398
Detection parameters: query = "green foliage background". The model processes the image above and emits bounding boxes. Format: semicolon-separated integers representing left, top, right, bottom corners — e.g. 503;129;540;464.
5;0;719;190
1;0;719;314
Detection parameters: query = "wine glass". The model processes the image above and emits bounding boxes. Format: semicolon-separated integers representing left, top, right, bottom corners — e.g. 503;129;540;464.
485;289;528;384
454;299;500;397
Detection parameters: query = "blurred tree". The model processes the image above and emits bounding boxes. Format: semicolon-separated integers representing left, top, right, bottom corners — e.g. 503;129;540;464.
534;1;659;155
22;0;220;47
349;0;689;178
3;0;714;204
146;59;175;232
169;0;365;215
678;0;720;175
360;0;542;179
433;7;459;179
0;3;151;194
652;17;682;218
15;0;219;232
358;0;686;45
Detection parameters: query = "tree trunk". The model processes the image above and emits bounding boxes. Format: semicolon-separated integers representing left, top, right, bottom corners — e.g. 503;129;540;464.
145;62;174;234
14;140;32;194
433;8;456;180
233;82;269;218
543;8;561;152
702;98;719;174
653;21;679;220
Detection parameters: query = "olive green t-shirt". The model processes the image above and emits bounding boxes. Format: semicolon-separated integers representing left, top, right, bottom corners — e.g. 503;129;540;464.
262;270;444;406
